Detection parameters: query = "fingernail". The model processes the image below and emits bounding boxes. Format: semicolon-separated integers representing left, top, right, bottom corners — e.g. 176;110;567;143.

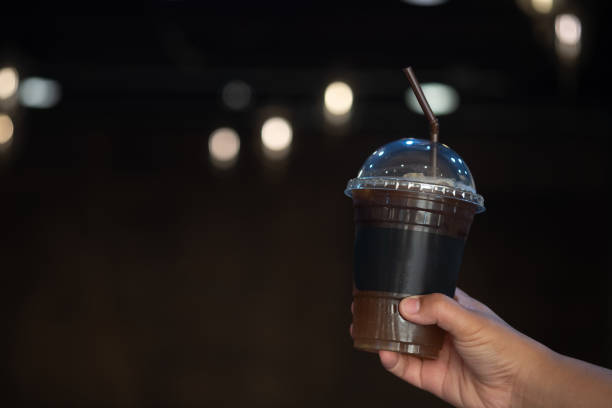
401;296;420;314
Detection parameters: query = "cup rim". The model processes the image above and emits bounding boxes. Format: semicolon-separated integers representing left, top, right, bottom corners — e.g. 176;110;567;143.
345;177;485;214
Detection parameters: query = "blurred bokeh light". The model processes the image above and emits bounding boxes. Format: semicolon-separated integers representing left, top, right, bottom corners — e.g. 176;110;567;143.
324;81;353;116
531;0;553;14
18;77;62;109
555;13;581;45
221;80;252;111
208;127;240;168
261;116;292;160
554;13;582;64
406;83;459;116
0;67;19;100
0;113;14;145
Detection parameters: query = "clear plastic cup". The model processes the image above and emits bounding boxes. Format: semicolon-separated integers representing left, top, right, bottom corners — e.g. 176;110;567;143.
345;138;484;359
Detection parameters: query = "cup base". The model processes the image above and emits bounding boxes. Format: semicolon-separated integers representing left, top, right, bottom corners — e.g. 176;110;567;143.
352;290;445;359
353;338;440;359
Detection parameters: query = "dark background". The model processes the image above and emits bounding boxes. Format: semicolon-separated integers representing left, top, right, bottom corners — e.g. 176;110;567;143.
1;2;610;407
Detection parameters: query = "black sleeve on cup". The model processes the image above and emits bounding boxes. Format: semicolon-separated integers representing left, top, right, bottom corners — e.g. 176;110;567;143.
354;225;465;297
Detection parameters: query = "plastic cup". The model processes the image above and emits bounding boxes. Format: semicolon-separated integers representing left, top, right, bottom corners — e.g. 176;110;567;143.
345;138;485;359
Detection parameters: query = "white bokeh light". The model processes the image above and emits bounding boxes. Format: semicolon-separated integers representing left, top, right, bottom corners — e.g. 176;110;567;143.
555;14;581;46
0;114;14;145
406;83;459;116
531;0;553;14
209;127;240;166
0;67;19;100
18;77;62;108
261;117;292;153
324;81;353;116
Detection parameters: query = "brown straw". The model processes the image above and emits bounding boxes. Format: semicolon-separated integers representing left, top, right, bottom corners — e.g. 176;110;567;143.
402;67;439;143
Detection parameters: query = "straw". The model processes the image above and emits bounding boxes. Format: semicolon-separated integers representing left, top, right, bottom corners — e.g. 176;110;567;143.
402;67;439;142
402;66;439;177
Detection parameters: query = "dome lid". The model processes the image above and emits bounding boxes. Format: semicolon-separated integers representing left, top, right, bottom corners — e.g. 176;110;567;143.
345;138;485;212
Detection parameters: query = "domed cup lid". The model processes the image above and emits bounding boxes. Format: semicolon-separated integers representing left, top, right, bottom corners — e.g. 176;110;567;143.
345;138;485;213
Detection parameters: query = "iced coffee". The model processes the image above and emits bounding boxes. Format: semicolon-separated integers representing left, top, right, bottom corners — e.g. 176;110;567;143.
346;138;484;358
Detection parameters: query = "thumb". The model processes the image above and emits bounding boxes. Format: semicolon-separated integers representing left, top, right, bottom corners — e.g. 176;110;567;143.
400;293;485;340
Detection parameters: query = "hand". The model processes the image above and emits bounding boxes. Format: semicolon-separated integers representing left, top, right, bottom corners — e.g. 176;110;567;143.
376;289;540;408
354;289;612;408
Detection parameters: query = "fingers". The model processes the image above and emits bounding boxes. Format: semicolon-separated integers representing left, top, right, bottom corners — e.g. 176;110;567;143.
379;350;399;370
379;351;423;388
400;293;485;340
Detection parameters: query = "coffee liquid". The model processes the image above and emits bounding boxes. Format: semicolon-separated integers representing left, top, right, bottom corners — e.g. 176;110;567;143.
351;188;477;358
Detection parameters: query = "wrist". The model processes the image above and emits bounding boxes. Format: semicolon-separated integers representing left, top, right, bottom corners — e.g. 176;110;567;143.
513;340;612;408
511;338;560;408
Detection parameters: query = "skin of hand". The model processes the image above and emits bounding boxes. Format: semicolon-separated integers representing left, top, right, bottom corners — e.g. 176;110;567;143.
351;288;612;408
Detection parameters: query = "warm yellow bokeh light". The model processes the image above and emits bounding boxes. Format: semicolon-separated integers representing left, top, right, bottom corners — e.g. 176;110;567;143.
324;81;353;116
531;0;553;14
0;114;15;145
0;67;19;100
261;117;292;152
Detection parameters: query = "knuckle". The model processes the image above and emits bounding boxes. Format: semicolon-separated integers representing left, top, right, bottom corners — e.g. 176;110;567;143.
431;292;447;301
429;293;450;308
